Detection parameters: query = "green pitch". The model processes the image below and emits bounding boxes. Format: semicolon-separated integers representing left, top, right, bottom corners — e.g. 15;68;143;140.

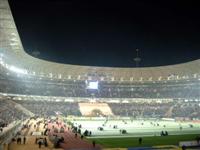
88;134;199;148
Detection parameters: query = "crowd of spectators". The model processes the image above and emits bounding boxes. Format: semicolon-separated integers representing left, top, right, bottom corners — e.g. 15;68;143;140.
172;101;200;119
0;71;199;99
0;98;30;128
8;98;200;120
0;68;200;120
108;102;173;118
108;100;200;119
13;100;81;117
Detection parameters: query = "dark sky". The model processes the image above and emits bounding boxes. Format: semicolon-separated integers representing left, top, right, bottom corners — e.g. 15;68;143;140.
9;0;200;67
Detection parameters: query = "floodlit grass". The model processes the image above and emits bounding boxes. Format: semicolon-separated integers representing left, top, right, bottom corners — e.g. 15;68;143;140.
69;118;200;148
72;119;200;137
88;134;199;148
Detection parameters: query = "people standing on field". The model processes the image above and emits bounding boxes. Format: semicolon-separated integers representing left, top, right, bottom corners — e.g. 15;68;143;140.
23;136;26;144
139;137;142;144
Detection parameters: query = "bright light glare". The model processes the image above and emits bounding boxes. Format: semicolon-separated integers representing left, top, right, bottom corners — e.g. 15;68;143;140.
9;66;27;74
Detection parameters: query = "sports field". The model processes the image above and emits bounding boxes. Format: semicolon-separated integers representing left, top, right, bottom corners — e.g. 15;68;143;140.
71;118;200;137
69;118;200;148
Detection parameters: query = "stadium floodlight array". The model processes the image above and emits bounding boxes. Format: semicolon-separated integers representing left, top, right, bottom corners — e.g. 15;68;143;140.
0;55;27;74
9;66;28;74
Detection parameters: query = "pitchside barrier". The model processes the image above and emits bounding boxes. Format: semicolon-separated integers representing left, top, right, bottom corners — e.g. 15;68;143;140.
65;116;175;122
179;140;200;148
103;148;127;150
128;145;181;150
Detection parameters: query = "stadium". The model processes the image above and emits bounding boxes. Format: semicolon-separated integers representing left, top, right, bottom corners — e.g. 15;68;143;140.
0;0;200;149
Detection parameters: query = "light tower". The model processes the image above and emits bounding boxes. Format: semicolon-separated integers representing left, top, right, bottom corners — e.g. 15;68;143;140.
134;48;141;67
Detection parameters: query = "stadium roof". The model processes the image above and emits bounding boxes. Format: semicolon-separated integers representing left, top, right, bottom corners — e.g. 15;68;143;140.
0;0;200;81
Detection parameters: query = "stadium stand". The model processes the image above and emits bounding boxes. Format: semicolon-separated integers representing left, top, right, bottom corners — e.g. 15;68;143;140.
108;100;200;119
13;100;81;117
7;97;200;119
0;74;199;98
0;97;33;126
0;0;200;149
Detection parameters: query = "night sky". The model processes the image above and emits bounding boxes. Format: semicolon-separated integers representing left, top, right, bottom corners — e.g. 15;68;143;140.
9;0;200;67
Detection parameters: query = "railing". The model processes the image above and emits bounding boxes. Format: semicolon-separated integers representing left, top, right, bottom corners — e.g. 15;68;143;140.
0;120;21;144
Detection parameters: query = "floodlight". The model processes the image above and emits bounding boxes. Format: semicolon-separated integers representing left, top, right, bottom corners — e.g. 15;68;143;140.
9;66;27;74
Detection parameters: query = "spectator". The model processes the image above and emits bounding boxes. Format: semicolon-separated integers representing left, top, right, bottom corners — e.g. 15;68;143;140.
92;141;96;147
38;140;42;148
23;136;26;144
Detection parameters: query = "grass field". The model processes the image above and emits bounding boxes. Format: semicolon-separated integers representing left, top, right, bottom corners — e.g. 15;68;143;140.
88;134;199;148
71;119;200;137
69;118;200;148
